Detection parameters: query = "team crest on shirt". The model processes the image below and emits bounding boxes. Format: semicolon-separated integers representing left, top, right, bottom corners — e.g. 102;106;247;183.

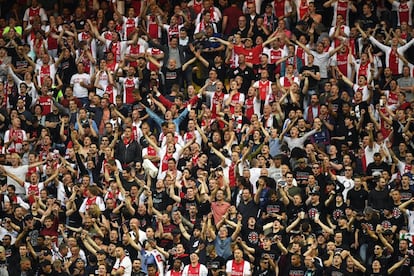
248;231;259;244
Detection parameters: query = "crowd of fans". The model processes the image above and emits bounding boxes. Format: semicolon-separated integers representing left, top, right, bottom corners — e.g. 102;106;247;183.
1;0;414;275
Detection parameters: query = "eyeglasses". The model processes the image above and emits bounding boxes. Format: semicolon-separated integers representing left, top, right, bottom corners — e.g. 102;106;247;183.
312;166;319;169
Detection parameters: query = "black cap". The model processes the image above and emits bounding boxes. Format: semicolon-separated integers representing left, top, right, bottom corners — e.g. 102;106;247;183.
309;190;320;196
172;228;181;235
88;254;97;263
41;260;51;266
24;214;34;220
96;249;107;255
193;224;202;231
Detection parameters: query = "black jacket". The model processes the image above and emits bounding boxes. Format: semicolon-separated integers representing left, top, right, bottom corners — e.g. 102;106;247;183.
114;139;143;166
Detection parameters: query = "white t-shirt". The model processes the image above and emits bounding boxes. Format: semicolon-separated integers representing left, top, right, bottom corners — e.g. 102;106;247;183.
113;256;132;276
335;176;354;200
3;165;29;195
70;73;91;98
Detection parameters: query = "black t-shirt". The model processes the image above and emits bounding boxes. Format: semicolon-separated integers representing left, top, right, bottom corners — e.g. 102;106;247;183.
287;203;306;226
325;265;346;276
355;218;379;244
11;55;29;79
396;119;414;145
391;253;414;276
300;64;320;91
294;166;313;189
44;112;61;142
261;199;286;222
347;188;369;212
364;269;387;276
59;56;77;85
241;225;263;248
368;188;391;211
135;212;153;231
179;197;199;218
206;255;226;271
209;62;227;83
254;245;280;267
328;203;347;225
285;263;306;276
161;66;182;94
124;244;139;260
121;178;139;192
151;190;174;211
231;66;255;94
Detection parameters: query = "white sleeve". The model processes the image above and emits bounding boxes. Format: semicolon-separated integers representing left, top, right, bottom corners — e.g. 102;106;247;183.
200;265;209;276
97;197;106;211
24;182;30;194
226;260;232;273
79;198;87;213
3;130;9;144
285;0;293;13
39;8;48;22
23;9;30;22
57;182;66;203
343;26;350;37
328;27;335;37
182;265;189;276
17;197;30;210
336;175;345;184
238;93;245;104
244;261;252;275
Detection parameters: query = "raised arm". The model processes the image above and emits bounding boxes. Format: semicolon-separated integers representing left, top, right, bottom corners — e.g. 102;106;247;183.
87;19;106;44
182;57;197;71
210;36;233;47
399;197;414;212
169;180;182;203
230;216;242;241
146;53;162;69
337;67;354;87
329;42;344;57
291;38;312;55
0;166;24;187
143;133;161;152
388;255;409;275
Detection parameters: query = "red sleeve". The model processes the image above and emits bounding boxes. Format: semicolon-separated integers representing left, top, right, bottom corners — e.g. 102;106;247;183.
157;94;173;109
233;45;247;55
187;95;200;106
253;45;264;56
